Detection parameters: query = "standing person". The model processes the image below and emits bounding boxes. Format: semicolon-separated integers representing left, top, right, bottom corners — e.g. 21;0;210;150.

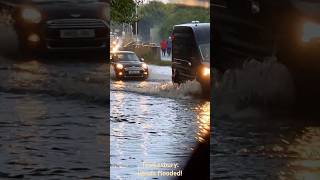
166;36;172;57
170;32;174;41
160;39;167;57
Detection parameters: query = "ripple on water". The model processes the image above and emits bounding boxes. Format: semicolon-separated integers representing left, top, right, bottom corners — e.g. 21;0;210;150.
0;93;108;179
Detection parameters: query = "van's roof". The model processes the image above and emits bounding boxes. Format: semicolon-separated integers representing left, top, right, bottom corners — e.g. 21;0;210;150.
174;22;210;30
173;23;210;44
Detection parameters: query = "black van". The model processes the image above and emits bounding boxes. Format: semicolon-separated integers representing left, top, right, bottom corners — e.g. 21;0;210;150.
171;22;210;93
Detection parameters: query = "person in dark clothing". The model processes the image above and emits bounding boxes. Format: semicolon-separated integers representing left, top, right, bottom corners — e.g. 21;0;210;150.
167;37;172;57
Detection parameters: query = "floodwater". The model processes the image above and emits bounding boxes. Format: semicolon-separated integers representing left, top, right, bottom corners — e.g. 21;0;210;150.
110;65;210;179
0;24;109;179
212;58;320;180
0;92;108;179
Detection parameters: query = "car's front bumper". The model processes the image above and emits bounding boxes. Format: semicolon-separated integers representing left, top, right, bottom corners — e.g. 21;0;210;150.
114;67;148;79
17;18;108;51
45;38;107;51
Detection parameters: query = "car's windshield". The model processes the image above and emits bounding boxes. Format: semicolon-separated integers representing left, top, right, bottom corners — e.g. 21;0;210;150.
113;53;140;62
199;43;210;62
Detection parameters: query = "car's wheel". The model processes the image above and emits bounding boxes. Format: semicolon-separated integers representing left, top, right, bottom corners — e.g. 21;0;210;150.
18;40;33;58
143;75;148;81
18;37;41;59
201;83;210;97
276;42;320;115
115;76;122;81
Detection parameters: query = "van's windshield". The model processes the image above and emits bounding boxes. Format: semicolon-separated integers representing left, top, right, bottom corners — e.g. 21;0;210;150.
199;43;210;62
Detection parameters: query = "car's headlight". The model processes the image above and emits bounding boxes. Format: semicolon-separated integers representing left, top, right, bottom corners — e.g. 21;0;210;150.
112;44;119;52
202;67;210;76
21;7;42;23
142;63;148;69
116;63;123;69
302;22;320;43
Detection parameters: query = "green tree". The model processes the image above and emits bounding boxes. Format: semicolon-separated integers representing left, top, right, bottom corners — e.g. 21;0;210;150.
159;5;210;38
139;1;173;27
138;2;209;39
111;0;136;23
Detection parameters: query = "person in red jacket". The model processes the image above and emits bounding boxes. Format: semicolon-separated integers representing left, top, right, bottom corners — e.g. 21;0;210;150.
160;39;167;56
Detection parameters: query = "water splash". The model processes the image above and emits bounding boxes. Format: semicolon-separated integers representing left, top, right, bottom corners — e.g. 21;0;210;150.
112;80;202;100
214;57;295;116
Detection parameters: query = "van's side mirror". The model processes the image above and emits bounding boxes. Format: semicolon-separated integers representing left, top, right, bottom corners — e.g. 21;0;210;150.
191;56;197;62
140;58;145;62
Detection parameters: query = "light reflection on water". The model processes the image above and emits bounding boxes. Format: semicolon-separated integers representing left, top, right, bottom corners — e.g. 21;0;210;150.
193;101;210;143
284;127;320;180
113;81;126;90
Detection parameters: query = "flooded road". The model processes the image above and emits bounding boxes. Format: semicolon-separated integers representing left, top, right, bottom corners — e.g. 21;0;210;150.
0;92;108;179
212;59;320;179
110;65;210;179
213;114;320;179
0;24;109;179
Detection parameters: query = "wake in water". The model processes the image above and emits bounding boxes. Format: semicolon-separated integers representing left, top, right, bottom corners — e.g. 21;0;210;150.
112;80;203;99
0;58;108;104
110;63;204;99
213;57;295;117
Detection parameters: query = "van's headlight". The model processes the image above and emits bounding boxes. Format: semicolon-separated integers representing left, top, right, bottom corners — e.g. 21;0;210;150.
21;7;42;23
142;63;148;69
202;67;210;76
116;63;123;69
302;22;320;43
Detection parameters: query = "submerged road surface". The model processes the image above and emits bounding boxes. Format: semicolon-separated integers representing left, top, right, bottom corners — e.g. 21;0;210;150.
110;65;210;179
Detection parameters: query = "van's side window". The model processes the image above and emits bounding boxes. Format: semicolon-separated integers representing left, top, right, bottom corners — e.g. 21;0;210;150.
173;28;196;61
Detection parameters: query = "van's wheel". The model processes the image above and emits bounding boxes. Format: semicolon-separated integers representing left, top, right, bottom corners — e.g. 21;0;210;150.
172;69;181;84
201;84;210;97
